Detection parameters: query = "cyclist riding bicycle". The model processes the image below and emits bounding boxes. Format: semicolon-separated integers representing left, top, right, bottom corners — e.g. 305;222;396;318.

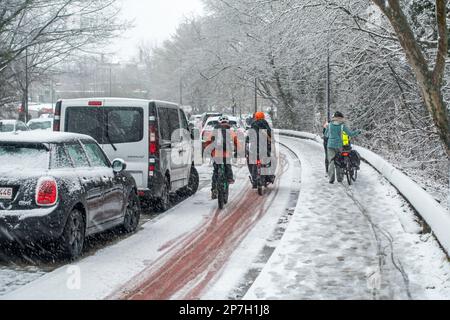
247;112;275;189
324;112;361;184
208;116;238;200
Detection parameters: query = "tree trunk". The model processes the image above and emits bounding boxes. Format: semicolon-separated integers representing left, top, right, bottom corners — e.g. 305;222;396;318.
372;0;449;157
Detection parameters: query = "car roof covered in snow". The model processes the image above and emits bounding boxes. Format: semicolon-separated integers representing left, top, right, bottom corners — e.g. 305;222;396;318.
27;118;53;124
0;119;19;124
206;116;240;123
0;131;95;144
59;97;179;107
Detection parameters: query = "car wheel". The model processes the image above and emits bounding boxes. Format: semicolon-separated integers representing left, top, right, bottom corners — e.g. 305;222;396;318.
122;191;141;233
180;166;199;197
60;209;85;260
156;177;170;212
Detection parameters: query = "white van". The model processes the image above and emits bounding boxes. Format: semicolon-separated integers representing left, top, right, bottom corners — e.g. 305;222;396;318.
54;98;199;211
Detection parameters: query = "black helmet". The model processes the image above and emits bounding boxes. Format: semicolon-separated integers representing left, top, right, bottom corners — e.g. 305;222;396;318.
333;111;344;118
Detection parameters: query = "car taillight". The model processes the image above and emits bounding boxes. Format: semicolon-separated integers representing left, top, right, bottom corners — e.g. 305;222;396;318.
36;178;58;206
150;142;157;155
149;125;159;156
53;101;61;132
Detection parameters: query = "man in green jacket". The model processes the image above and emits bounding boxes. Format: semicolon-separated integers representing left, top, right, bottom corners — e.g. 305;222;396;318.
324;112;361;184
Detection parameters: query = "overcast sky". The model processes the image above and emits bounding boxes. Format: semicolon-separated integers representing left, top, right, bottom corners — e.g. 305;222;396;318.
109;0;205;60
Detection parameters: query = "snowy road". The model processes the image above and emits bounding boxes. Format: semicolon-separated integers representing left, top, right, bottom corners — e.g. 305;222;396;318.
1;144;301;299
1;135;449;300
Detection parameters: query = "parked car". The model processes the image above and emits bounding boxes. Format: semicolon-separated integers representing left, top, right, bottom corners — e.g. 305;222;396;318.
0;131;140;259
18;102;53;121
0;120;29;133
201;116;245;154
27;118;54;131
54;98;199;211
200;112;223;129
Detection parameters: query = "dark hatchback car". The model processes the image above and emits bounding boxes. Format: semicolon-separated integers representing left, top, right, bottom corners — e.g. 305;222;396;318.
0;132;140;259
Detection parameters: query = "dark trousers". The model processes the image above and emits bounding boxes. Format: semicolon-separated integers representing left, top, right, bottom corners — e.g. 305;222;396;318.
212;163;233;191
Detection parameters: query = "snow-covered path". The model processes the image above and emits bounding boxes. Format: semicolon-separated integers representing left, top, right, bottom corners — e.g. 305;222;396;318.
244;136;450;300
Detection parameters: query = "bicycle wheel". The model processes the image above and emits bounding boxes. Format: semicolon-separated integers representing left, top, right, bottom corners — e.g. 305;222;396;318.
218;188;225;209
352;168;358;182
346;161;353;186
224;184;229;204
258;179;264;196
217;165;227;209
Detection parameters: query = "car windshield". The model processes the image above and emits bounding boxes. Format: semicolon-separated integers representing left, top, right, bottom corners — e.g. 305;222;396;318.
29;121;52;130
0;143;49;170
0;123;14;132
205;121;219;130
206;120;238;130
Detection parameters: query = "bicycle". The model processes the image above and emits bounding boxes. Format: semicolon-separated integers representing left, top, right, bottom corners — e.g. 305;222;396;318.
249;159;275;196
216;163;229;209
336;148;359;186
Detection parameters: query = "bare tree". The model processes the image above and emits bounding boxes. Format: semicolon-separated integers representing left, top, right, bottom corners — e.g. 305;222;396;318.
372;0;449;155
0;0;126;71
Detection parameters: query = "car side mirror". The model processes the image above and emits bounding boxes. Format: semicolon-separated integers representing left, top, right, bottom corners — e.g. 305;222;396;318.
112;158;127;174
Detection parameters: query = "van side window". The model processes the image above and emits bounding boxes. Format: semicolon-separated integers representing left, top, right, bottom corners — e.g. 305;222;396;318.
180;110;189;130
168;108;181;141
158;107;171;141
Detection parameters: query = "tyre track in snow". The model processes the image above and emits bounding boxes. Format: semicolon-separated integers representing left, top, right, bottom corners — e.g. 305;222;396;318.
111;152;293;300
341;185;413;300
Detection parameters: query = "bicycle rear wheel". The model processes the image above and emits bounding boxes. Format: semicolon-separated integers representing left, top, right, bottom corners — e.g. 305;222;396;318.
345;161;353;186
217;166;228;209
352;169;358;182
224;184;229;204
218;189;225;209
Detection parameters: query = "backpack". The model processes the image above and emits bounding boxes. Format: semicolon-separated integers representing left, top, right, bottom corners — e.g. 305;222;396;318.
341;125;350;147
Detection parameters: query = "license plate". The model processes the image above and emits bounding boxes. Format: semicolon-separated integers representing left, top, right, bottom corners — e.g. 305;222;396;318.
0;188;13;200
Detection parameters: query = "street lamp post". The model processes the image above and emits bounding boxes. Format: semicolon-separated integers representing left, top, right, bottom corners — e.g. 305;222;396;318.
326;47;331;122
24;47;29;123
254;77;258;113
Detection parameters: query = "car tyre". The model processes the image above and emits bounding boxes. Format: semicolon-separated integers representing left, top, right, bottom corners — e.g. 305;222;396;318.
122;191;141;233
182;166;199;197
60;209;85;260
156;177;170;212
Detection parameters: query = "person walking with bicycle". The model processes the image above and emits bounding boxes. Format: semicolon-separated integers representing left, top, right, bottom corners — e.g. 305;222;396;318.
207;116;238;200
324;112;361;184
